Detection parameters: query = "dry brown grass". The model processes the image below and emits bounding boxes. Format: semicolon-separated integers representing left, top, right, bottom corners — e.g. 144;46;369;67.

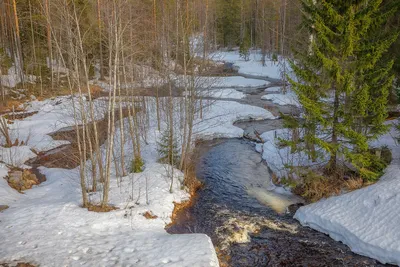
0;99;25;114
87;204;118;212
292;172;369;203
0;263;37;267
142;211;158;219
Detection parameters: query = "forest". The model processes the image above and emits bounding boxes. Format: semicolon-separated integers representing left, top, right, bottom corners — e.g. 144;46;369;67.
1;0;400;266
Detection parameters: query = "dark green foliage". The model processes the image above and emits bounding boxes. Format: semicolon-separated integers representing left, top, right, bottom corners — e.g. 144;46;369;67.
0;48;12;72
131;157;144;173
239;32;251;61
215;0;241;47
157;129;180;168
287;0;399;179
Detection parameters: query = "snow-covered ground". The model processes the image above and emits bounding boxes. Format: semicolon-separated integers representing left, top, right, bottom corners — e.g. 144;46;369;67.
255;129;327;178
0;94;274;266
295;122;400;266
195;100;275;140
261;90;300;107
200;88;245;99
210;50;290;80
176;75;269;89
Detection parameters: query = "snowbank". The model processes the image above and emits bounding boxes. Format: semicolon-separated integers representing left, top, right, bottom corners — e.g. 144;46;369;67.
0;146;36;167
200;88;246;99
195;100;275;140
261;91;300;107
256;129;326;178
295;124;400;265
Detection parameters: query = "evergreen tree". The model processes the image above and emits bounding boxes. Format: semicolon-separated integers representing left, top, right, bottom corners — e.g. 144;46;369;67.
287;0;399;179
239;31;251;61
215;0;241;47
157;128;180;168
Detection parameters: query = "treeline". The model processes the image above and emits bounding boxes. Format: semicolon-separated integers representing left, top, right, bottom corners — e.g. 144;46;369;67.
0;0;304;91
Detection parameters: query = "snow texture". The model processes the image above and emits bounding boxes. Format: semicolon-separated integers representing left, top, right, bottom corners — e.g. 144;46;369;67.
210;50;290;80
295;123;400;265
176;75;269;89
195;100;275;140
261;91;300;107
0;94;275;266
200;88;246;99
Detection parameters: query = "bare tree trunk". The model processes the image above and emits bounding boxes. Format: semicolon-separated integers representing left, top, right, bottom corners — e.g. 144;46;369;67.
44;0;53;91
97;0;104;80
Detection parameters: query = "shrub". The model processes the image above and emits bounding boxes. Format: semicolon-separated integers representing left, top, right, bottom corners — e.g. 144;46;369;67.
131;156;144;173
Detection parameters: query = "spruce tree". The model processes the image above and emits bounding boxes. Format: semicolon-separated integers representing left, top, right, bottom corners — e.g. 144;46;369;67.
287;0;399;179
239;32;251;61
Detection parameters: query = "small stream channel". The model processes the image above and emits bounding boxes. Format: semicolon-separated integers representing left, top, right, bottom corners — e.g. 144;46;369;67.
168;74;390;266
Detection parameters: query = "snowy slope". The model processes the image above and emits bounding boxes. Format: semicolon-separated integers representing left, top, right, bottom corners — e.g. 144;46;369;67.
295;123;400;265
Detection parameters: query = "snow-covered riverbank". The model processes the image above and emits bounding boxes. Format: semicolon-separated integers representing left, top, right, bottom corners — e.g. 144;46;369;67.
0;91;274;266
295;123;400;265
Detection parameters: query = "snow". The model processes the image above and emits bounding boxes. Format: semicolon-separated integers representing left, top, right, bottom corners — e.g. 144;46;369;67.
205;76;269;89
0;66;36;88
256;129;326;178
0;164;19;206
265;86;284;93
210;50;290;80
176;75;269;89
261;91;300;107
0;92;276;266
200;88;246;99
294;123;400;266
6;96;108;152
0;165;218;267
195;100;275;140
0;146;36;167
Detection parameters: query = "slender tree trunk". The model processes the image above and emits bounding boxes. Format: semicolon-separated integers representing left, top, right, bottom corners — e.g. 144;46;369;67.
97;0;104;80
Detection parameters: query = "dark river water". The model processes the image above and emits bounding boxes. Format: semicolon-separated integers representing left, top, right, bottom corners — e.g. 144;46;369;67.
167;138;390;267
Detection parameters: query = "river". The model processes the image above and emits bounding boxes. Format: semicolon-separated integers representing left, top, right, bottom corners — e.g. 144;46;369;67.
167;76;390;266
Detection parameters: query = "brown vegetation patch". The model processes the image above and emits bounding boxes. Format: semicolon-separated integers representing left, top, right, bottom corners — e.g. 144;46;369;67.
0;205;9;212
290;172;371;203
142;211;158;219
87;204;118;212
3;111;38;120
6;169;40;192
28;145;80;169
0;262;37;267
215;247;231;267
0;100;25;114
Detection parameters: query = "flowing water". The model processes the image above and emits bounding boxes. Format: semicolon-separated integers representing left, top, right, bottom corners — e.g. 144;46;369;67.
167;71;390;266
167;137;389;266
